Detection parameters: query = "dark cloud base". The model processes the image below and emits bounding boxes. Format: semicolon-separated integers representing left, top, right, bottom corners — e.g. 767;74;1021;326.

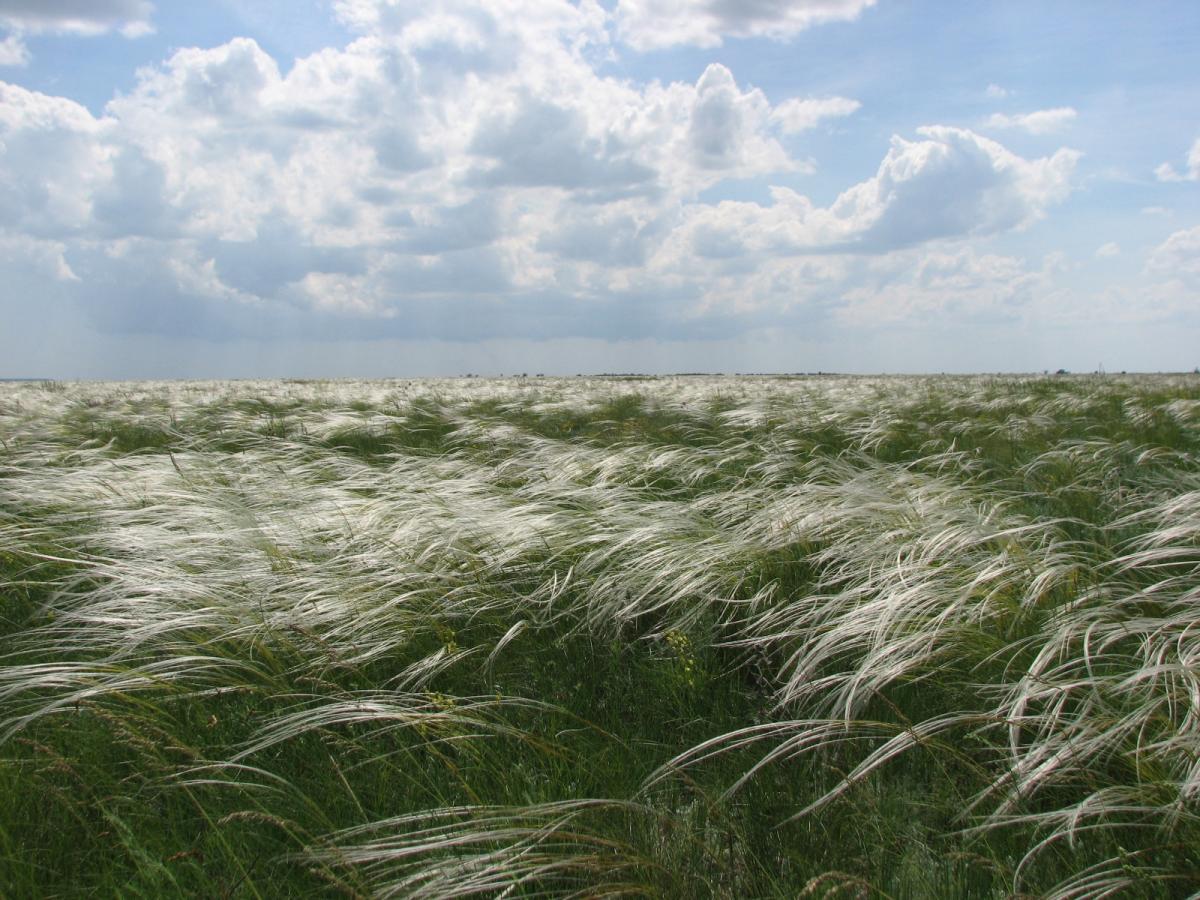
75;265;755;344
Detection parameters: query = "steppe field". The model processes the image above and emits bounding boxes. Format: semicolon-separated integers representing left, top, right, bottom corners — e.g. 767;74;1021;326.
3;374;1200;898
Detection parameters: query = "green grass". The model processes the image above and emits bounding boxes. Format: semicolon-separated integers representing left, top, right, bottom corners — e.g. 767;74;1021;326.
1;374;1199;897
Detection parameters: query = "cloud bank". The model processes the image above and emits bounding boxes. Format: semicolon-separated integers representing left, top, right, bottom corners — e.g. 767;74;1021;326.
613;0;876;50
0;0;1116;353
0;0;154;37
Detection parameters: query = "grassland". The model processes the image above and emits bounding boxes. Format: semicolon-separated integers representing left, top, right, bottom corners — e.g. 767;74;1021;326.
2;374;1199;898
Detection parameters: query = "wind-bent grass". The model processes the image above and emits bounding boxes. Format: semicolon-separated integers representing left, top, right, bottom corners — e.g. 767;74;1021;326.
2;374;1199;896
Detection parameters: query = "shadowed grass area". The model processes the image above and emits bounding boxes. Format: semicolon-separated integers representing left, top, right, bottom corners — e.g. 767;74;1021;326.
2;374;1199;897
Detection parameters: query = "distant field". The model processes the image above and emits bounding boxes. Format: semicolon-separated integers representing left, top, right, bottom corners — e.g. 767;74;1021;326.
2;375;1199;897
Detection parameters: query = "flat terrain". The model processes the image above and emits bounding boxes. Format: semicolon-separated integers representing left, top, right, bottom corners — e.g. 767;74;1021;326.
2;375;1199;897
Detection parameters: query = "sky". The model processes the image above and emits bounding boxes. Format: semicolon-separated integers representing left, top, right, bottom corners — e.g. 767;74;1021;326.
0;0;1198;378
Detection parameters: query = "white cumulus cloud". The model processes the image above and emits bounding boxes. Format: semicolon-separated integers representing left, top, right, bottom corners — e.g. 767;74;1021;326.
0;33;27;65
771;96;860;134
985;107;1077;135
0;81;111;235
1147;225;1200;281
693;125;1080;254
1155;137;1200;182
852;125;1080;242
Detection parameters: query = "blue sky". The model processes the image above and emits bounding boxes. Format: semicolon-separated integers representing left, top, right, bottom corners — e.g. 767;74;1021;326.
0;0;1197;377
